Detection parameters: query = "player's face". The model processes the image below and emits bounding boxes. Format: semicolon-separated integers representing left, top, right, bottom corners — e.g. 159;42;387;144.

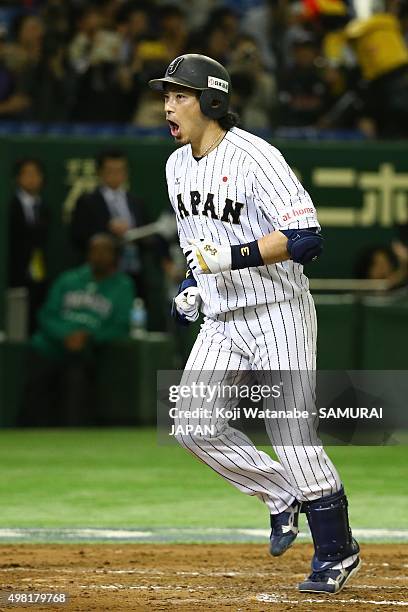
164;86;209;145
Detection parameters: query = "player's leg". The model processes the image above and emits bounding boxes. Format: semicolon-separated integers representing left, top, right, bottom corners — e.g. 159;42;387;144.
247;293;360;591
299;489;361;593
173;315;298;515
247;293;342;498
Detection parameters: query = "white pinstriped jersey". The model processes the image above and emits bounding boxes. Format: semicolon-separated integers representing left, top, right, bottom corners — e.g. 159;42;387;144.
167;127;348;514
165;126;320;317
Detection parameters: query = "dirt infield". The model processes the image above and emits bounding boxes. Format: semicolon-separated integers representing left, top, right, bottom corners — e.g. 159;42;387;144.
0;543;407;611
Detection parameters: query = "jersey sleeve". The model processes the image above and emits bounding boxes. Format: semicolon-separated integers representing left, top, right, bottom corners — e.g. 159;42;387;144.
250;148;320;232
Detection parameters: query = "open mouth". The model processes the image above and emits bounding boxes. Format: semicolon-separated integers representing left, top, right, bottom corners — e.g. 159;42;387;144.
168;120;181;138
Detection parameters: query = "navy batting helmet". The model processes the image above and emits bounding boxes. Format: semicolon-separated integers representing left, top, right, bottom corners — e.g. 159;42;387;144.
148;54;231;120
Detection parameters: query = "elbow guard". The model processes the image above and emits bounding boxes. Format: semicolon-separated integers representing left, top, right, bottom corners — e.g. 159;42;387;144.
280;227;323;264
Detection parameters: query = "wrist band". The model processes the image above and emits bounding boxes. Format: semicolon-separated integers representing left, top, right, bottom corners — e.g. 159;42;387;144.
231;240;264;270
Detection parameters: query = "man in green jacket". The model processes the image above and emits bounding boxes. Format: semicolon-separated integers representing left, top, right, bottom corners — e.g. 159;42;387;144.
20;234;134;426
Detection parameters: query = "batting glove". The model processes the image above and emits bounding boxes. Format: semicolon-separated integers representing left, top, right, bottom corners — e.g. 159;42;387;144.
184;238;232;275
171;276;201;325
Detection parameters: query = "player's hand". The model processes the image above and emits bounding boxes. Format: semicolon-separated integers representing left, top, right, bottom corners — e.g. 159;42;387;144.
173;286;201;324
184;239;232;275
171;276;201;325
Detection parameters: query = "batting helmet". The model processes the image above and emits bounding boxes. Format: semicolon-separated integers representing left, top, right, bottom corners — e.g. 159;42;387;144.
148;54;231;120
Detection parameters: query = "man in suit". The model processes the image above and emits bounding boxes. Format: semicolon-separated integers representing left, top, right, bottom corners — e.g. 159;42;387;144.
8;158;49;334
71;148;146;291
70;148;175;328
70;148;141;247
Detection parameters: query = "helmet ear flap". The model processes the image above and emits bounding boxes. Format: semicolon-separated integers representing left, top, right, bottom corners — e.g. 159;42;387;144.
199;89;229;120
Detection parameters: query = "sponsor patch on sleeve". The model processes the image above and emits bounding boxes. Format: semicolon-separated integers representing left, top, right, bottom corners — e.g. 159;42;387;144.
277;205;317;225
208;76;229;92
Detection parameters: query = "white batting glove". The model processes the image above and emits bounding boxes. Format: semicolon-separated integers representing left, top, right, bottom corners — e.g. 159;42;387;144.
184;238;232;275
174;285;201;322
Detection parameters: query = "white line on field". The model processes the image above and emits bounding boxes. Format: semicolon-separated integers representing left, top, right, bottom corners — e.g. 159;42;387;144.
256;593;408;606
0;527;407;542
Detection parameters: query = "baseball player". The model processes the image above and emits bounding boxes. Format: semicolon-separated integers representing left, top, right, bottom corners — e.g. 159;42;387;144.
149;54;361;594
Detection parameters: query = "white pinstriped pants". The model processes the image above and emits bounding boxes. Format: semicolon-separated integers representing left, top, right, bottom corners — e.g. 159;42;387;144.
174;292;342;514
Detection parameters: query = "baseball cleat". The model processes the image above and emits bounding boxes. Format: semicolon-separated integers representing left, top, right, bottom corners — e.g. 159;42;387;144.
269;500;300;556
298;556;361;594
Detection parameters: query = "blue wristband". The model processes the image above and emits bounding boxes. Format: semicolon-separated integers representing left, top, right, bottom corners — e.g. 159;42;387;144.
231;240;264;270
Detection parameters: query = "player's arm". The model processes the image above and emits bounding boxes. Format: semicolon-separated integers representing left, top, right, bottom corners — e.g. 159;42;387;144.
185;228;322;275
259;228;323;265
258;230;290;265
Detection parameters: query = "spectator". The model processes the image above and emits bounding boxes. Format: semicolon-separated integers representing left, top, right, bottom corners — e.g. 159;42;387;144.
132;81;167;126
115;3;159;121
241;0;288;72
0;27;14;104
188;6;240;64
205;6;241;49
99;0;123;30
71;148;142;251
70;148;173;313
228;34;277;130
40;0;72;44
354;243;408;289
157;4;188;60
10;14;45;71
119;3;189;124
8;158;49;334
191;21;232;64
116;1;151;65
8;13;66;121
19;233;134;426
345;10;408;138
69;5;123;122
278;30;330;127
400;0;408;44
0;25;30;118
20;36;77;123
174;0;222;31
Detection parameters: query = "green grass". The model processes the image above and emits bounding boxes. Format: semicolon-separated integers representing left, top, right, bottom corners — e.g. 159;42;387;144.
0;428;406;529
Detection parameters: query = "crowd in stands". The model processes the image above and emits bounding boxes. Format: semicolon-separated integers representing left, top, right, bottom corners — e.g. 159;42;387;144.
7;150;180;339
0;0;408;137
8;150;182;426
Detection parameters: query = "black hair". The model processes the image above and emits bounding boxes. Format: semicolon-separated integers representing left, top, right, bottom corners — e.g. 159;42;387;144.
158;4;185;20
217;111;240;131
116;1;150;25
207;6;239;28
354;245;398;279
89;233;123;262
96;148;127;170
75;3;101;23
11;13;41;41
186;89;240;131
13;158;45;178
